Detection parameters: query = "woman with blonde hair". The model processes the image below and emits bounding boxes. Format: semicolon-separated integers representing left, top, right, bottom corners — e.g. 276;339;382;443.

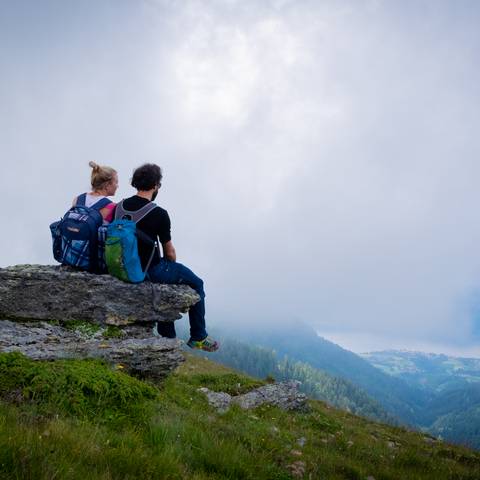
50;162;119;272
72;161;118;223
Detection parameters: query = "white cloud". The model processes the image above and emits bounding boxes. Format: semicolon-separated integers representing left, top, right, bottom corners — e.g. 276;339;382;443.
1;0;480;354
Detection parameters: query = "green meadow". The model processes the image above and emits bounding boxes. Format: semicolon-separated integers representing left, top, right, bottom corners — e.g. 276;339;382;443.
1;351;479;479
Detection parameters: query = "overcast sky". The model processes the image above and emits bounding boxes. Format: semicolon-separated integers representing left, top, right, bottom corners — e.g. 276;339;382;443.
1;0;480;357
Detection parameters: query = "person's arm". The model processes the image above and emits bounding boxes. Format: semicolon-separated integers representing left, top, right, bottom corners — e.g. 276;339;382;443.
155;208;175;260
162;240;176;262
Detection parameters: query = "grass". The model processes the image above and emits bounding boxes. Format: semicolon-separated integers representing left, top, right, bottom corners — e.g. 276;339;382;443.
0;351;157;424
0;352;479;479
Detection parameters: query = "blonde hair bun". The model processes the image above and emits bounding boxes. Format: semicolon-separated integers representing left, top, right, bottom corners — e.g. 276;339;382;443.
89;161;100;171
88;161;117;191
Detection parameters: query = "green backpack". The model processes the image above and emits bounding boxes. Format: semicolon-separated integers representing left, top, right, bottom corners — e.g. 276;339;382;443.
105;201;158;283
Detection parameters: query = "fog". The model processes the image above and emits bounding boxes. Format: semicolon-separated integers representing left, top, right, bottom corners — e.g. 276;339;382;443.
1;0;480;356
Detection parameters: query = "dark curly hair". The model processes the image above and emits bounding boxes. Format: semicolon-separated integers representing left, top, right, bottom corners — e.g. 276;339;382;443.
131;163;163;191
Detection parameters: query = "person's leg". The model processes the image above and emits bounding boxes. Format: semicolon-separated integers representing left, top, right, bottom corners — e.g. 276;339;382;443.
148;261;179;338
156;320;176;338
147;259;207;341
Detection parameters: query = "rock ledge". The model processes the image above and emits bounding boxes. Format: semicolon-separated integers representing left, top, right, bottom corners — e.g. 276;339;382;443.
0;264;200;379
0;264;200;325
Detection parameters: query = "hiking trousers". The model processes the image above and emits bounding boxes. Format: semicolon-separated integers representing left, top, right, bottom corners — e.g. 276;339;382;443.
147;259;207;341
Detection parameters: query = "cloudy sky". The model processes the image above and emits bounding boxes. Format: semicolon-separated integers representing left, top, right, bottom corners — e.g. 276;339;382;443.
1;0;480;356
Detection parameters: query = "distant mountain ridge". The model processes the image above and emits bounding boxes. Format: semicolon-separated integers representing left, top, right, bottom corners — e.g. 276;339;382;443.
361;349;480;448
360;350;480;392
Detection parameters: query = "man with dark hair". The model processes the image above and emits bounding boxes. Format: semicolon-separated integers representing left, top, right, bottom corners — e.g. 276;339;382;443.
118;163;219;352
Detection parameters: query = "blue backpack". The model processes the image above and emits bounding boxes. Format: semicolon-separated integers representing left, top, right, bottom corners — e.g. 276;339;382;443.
50;194;112;273
105;200;158;283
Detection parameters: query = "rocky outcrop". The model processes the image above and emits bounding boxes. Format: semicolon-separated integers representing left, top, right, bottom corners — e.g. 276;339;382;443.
0;264;200;326
0;320;183;380
198;381;309;413
0;264;200;379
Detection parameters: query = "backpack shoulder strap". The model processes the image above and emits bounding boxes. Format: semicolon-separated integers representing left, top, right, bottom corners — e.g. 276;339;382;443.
114;200;127;220
91;197;112;211
130;202;157;223
75;193;87;207
115;200;157;223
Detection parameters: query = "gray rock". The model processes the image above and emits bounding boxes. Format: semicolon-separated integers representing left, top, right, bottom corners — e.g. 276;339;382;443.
197;387;232;413
233;381;308;412
297;437;307;447
0;264;200;326
0;319;184;380
198;381;308;413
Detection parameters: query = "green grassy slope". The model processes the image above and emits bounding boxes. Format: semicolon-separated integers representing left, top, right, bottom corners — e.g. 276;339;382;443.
1;351;479;480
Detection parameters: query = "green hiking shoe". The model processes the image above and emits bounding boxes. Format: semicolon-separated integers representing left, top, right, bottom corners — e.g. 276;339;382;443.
187;336;219;352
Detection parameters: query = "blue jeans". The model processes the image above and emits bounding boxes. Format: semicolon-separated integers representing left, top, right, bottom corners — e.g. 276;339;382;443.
147;259;207;341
